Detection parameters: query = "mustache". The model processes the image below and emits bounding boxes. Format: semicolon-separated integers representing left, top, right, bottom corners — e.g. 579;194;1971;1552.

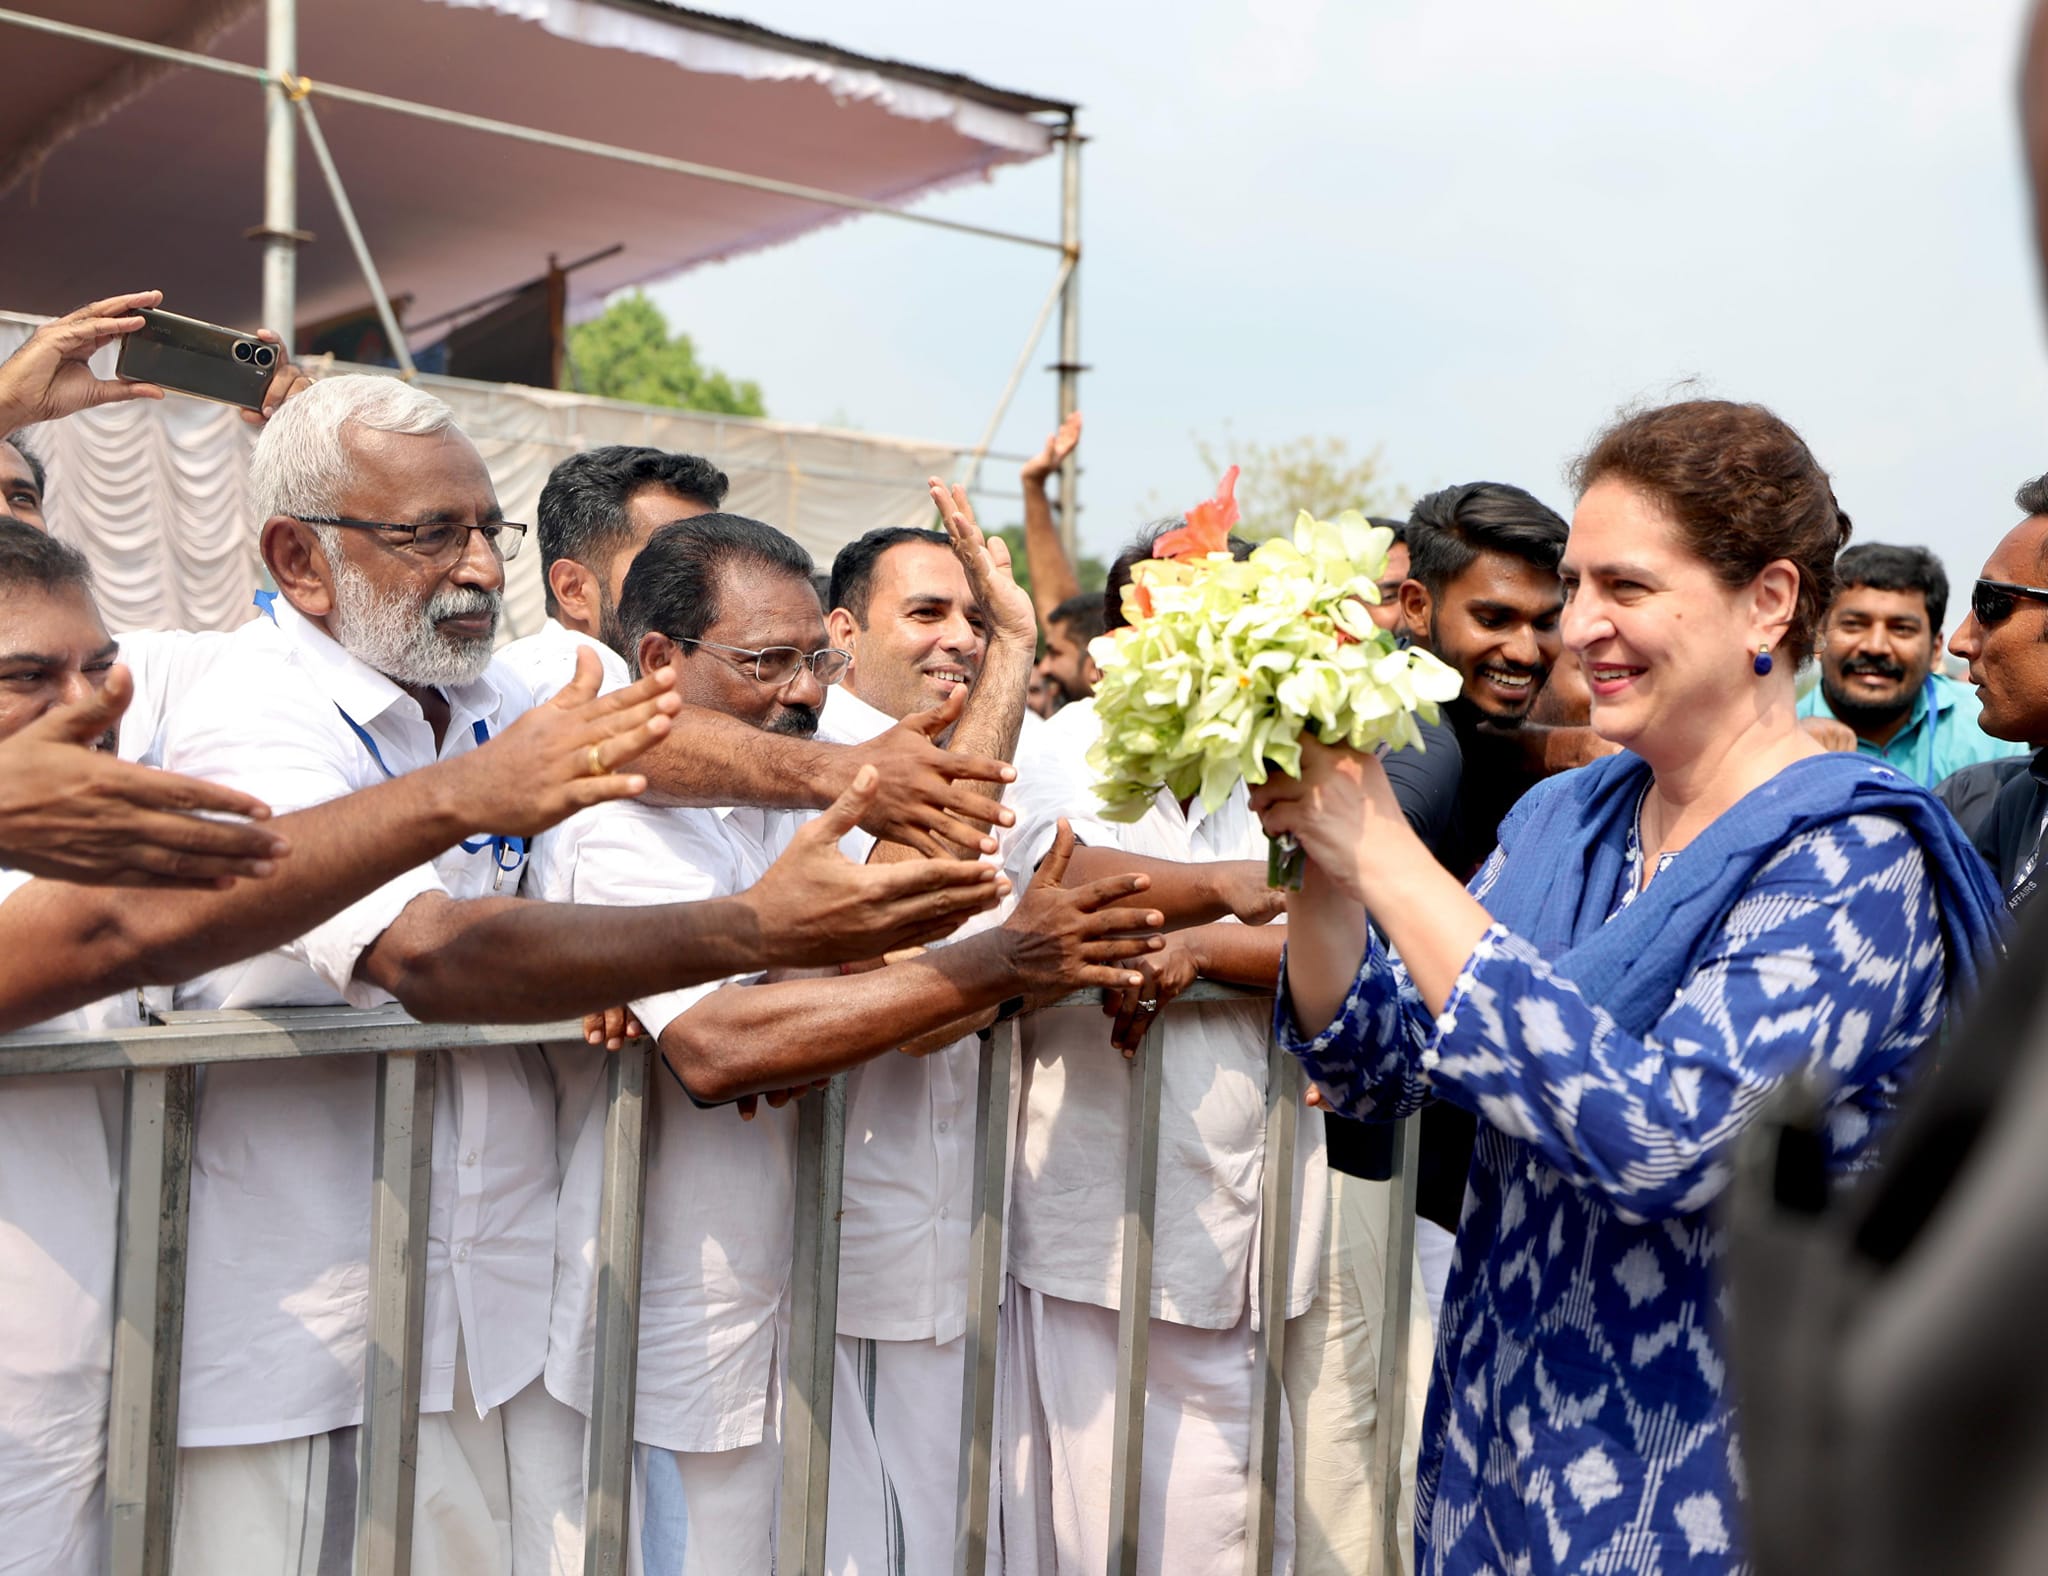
768;705;820;739
428;584;500;628
1840;655;1906;680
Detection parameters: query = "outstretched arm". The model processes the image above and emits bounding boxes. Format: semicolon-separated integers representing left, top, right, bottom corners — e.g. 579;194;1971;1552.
0;651;678;1031
662;821;1161;1100
0;670;285;887
357;769;1007;1023
634;685;1015;858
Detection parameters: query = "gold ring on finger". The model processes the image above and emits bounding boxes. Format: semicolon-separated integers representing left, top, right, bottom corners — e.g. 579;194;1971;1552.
586;744;606;777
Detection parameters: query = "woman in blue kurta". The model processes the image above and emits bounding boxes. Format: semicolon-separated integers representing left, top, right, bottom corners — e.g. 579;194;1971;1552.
1251;400;2004;1575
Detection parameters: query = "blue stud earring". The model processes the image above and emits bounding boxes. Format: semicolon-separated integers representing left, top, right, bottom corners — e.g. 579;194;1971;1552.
1752;643;1773;676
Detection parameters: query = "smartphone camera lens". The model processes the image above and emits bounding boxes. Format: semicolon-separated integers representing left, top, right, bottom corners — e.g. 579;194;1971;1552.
233;341;254;363
252;344;276;368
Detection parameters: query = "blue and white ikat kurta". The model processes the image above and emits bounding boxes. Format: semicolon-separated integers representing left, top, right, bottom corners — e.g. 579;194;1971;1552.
1277;808;1948;1575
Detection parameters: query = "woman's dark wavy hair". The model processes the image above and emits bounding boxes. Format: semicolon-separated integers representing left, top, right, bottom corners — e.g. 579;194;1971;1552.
1569;399;1852;665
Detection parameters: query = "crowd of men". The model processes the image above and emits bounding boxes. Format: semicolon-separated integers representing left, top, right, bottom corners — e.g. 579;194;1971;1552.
0;288;2045;1576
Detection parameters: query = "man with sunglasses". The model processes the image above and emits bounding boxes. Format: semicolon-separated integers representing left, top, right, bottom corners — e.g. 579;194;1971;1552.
522;513;1160;1570
145;377;1009;1576
1942;474;2048;915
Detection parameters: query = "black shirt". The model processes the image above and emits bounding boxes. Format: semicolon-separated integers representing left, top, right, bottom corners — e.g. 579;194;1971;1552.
1320;704;1543;1228
1965;748;2048;916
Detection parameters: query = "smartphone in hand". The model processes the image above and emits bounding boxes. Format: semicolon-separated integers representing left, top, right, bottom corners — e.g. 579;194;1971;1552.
114;309;279;411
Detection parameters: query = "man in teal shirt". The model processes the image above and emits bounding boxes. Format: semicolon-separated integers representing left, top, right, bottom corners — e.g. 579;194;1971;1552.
1798;542;2025;786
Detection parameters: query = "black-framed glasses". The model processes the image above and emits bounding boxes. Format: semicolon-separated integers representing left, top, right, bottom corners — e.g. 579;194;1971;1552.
1971;578;2048;626
675;636;851;688
297;515;527;563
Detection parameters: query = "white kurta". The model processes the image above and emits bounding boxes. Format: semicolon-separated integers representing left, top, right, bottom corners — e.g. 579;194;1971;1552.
493;617;631;708
0;871;140;1576
157;599;557;1446
527;797;803;1455
999;697;1327;1576
1004;698;1326;1329
812;681;1018;1576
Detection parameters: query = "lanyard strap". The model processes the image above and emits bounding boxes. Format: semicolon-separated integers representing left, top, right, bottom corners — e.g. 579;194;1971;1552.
1918;675;1939;788
259;591;526;878
334;709;528;879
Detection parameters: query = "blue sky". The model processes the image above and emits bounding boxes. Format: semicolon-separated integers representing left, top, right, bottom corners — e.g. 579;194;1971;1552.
650;0;2048;622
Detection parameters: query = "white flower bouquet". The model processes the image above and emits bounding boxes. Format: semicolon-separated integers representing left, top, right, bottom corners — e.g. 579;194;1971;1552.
1086;469;1462;887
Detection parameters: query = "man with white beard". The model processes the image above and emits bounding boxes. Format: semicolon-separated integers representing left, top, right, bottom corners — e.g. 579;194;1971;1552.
148;375;1009;1576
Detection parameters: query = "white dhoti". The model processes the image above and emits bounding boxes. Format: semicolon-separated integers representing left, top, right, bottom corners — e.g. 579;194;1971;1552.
1284;1168;1432;1576
828;1332;999;1576
513;1383;778;1576
169;1362;569;1576
999;1285;1296;1576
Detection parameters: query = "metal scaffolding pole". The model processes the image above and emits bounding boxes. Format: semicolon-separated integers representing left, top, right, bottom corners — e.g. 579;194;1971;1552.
1054;115;1083;558
259;0;298;350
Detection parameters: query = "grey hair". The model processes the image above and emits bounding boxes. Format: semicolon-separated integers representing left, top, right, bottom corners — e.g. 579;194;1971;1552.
250;374;457;523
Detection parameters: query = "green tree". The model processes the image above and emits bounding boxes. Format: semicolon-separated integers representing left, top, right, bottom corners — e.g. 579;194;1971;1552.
564;291;766;417
1193;430;1408;540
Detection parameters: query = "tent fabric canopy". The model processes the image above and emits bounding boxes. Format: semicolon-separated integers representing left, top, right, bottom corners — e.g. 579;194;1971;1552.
0;0;1065;334
1;314;961;640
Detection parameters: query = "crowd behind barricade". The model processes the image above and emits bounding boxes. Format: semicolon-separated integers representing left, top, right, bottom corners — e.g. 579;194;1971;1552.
0;276;2044;1576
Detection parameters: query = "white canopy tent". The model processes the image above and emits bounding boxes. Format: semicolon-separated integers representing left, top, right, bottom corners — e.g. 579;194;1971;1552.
0;0;1083;630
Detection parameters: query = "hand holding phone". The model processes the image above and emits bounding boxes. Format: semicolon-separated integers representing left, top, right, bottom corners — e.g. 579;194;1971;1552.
115;308;283;412
0;290;168;435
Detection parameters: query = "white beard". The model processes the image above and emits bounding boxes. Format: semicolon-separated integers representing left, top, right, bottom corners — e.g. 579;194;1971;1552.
328;553;499;690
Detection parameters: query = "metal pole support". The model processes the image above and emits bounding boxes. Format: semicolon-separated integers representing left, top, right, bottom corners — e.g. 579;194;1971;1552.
1242;1040;1302;1576
260;0;299;348
953;1021;1018;1575
584;1042;654;1575
1368;1112;1422;1576
105;1065;194;1576
355;1050;436;1576
778;1075;848;1576
1054;115;1083;560
1106;1012;1165;1576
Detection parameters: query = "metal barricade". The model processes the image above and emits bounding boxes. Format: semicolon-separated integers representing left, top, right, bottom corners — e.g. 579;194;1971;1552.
0;985;1419;1576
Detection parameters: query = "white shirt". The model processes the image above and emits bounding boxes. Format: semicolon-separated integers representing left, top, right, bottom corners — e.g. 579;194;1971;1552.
494;617;631;708
528;798;804;1452
815;682;1018;1344
0;870;142;1574
115;627;238;766
1004;697;1327;1329
158;599;557;1446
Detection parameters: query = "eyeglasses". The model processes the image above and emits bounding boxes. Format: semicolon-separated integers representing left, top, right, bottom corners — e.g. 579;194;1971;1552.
297;515;528;563
675;636;851;688
1971;578;2048;626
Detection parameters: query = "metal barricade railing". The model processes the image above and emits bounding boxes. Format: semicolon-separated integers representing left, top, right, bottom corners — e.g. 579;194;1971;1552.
0;985;1420;1576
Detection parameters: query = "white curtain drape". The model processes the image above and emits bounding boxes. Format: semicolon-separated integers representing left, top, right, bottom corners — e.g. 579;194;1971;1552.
2;315;960;638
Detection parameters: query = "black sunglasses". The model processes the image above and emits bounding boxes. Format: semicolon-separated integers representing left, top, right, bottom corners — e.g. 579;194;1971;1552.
1972;579;2048;626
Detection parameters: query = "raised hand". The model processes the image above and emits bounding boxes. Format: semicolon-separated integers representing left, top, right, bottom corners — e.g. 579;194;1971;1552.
0;291;168;432
1021;411;1082;486
927;476;1038;647
0;667;288;887
742;766;1009;965
845;683;1017;856
450;648;681;837
999;820;1164;1003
